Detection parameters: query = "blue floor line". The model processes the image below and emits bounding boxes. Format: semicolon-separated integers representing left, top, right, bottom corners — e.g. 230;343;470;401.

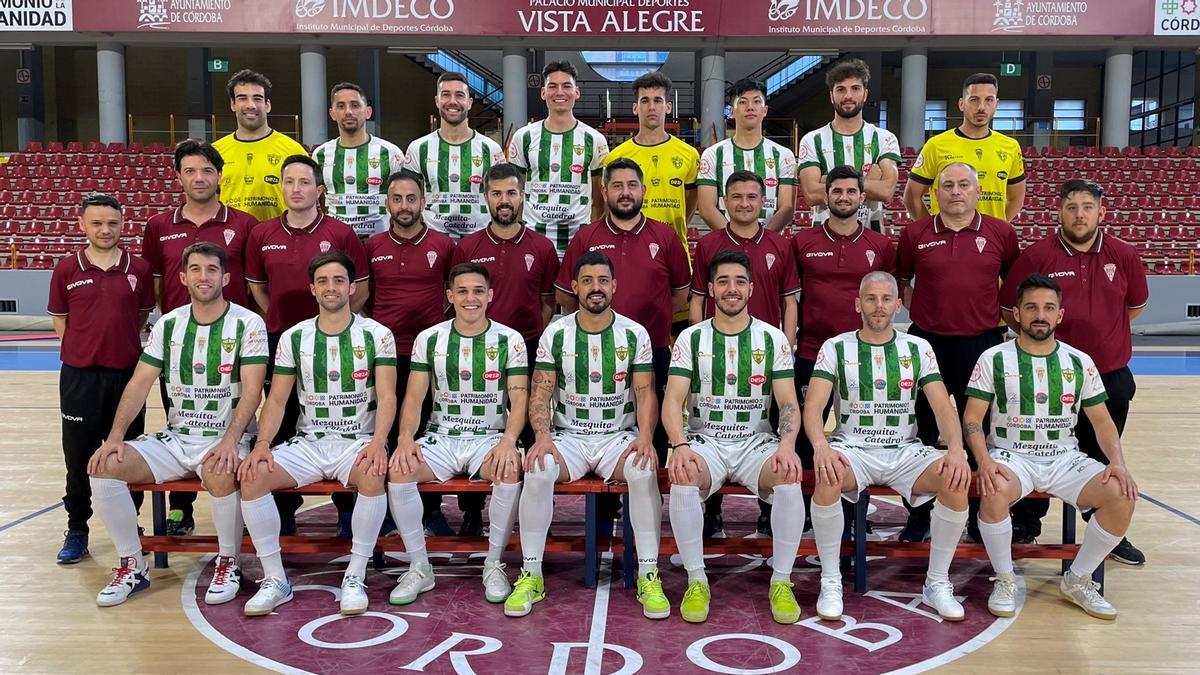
1139;492;1200;527
0;502;63;534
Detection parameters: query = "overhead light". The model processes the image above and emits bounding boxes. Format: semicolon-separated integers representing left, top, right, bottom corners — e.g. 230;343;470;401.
0;43;34;51
787;49;840;57
387;46;439;55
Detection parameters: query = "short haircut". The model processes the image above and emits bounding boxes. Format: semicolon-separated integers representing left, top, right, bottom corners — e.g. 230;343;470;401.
330;81;366;104
308;250;355;283
182;241;228;273
826;58;870;89
1015;273;1062;305
574;251;614;279
173;139;224;174
631;71;672;97
709;249;753;282
448;262;490;288
437;71;470;89
937;161;979;185
484;163;525;191
387;168;425;195
826;165;863;192
227;69;272;101
724;170;765;195
859;270;898;295
604;157;643;184
80;192;121;214
963;72;999;95
281;154;323;187
543;60;578;81
1059;178;1104;202
730;78;767;101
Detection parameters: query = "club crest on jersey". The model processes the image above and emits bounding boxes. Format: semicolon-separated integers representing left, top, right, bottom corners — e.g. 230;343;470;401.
752;349;765;364
427;251;438;268
899;355;911;368
460;369;472;381
462;346;471;359
1035;391;1048;404
1104;263;1117;281
765;158;775;170
976;236;987;253
368;157;381;169
591;345;600;360
649;243;660;259
765;253;776;270
198;337;207;350
486;347;499;360
615;346;628;361
319;241;332;253
353;346;366;359
672;156;683;169
1036;366;1045;379
222;338;236;353
573;144;584;155
472;157;482;167
268;154;282;166
224;229;236;245
590;371;602;383
975;148;984;161
127;274;138;292
331;345;339;359
996;150;1008;162
1064;369;1075;383
525;254;535;271
874;354;883;366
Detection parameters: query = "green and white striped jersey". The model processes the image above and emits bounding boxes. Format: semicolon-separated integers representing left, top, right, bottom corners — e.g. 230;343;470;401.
403;130;506;241
534;311;653;435
141;302;268;438
411;319;527;436
811;330;942;449
312;135;406;238
797;122;901;226
669;318;794;440
507;120;609;257
274;315;398;439
966;340;1108;459
696;138;797;223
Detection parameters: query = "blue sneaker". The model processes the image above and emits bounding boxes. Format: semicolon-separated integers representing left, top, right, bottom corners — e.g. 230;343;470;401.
57;530;88;564
424;510;454;537
337;510;354;538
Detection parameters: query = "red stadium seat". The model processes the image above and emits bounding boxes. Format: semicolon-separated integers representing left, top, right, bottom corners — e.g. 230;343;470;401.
105;142;127;154
66;142;83;154
23;141;44;153
85;141;104;154
126;142;144;154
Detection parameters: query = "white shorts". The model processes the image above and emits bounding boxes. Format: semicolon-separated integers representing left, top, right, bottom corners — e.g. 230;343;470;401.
688;432;779;503
992;449;1106;508
127;429;251;483
554;430;637;482
271;435;371;488
830;441;943;507
419;432;501;483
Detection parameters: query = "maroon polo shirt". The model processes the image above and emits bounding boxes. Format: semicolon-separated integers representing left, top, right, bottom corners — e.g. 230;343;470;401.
366;224;456;355
452;223;559;341
898;212;1019;336
141;203;256;312
556;215;690;349
999;231;1148;374
244;212;369;334
48;248;155;369
691;224;801;329
792;223;897;360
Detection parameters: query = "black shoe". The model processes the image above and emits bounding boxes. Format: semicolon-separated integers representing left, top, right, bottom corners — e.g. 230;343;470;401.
279;511;297;537
703;511;725;539
1108;537;1146;565
898;514;930;543
459;509;484;537
754;514;772;538
1011;523;1037;545
337;511;353;538
424;510;455;536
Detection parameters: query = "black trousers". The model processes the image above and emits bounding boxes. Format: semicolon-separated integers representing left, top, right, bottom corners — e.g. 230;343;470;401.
160;376;199;515
60;364;145;533
651;346;670;464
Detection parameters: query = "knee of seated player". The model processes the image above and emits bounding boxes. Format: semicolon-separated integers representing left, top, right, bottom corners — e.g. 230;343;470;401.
1082;477;1136;517
811;479;843;506
238;467;273;500
619;453;655;485
353;471;386;497
201;468;238;498
978;491;1015;522
524;456;561;485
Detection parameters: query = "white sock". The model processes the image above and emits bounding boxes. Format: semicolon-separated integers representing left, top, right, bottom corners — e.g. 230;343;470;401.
486;482;521;565
388;482;429;570
978;516;1014;576
210;491;243;559
241;494;286;581
810;499;845;580
770;483;805;583
346;493;386;579
1070;518;1123;579
668;484;706;585
518;456;558;577
623;455;662;577
90;477;142;559
926;499;968;585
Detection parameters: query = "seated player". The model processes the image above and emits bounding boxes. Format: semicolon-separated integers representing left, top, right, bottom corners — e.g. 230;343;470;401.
386;262;528;605
87;242;267;607
804;271;971;622
965;273;1137;620
505;251;664;619
238;250;397;617
663;249;806;625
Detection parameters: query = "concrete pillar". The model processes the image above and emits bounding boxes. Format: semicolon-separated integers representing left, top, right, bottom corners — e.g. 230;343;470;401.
900;48;927;150
1027;51;1054;149
16;47;45;150
502;48;528;144
97;42;127;145
1102;47;1133;148
699;46;726;145
300;44;328;146
357;48;382;136
185;48;212;142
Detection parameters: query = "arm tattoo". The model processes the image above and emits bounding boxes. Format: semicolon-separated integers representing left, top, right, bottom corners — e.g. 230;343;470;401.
964;421;983;436
633;383;651;395
529;370;555;433
777;403;798;439
509;385;529;394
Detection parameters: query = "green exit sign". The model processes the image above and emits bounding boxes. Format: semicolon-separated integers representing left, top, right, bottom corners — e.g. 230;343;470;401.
1000;62;1022;76
207;58;229;73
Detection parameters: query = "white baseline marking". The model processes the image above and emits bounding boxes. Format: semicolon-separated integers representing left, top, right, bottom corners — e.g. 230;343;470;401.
585;552;615;675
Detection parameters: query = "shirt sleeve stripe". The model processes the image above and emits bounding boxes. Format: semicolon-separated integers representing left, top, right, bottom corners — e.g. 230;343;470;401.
964;387;994;402
907;173;933;186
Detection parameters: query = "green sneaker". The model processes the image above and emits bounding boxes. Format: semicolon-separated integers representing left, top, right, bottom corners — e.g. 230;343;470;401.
503;569;544;617
165;510;195;536
680;580;711;623
636;569;670;620
769;581;801;624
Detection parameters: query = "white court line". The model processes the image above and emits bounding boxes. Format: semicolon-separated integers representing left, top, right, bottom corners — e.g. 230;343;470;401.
584;552;614;675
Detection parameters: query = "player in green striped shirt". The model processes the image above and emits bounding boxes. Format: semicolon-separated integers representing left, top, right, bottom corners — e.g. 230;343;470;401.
663;249;805;626
805;271;971;622
964;273;1137;621
88;242;268;608
386;262;528;606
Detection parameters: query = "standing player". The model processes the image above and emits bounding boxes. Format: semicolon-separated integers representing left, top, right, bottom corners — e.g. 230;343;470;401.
508;60;609;257
404;72;507;241
48;193;155;563
696;79;796;233
904;73;1026;223
965;274;1137;620
386;263;527;606
312;82;406;239
797;59;901;233
664;250;805;625
505;252;664;620
1000;180;1148;563
238;251;397;617
87;243;267;607
213;69;308;222
804;271;971;622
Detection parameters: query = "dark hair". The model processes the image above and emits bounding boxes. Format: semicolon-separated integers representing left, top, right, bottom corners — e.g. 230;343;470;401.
1059;178;1103;202
826;58;870;89
825;165;864;193
448;262;490;288
574;251;614;279
281;155;323;187
173;139;224;174
730;78;767;101
227;69;272;101
724;170;764;195
182;241;228;273
709;249;753;282
604;157;643;184
308;250;355;283
387;168;425;195
81;192;121;214
330;81;367;104
1015;273;1062;305
962;72;999;95
543;60;578;81
484;163;525;191
437;71;470;89
631;71;671;97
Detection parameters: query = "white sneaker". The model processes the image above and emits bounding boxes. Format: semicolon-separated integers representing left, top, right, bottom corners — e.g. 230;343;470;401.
340;574;369;615
390;564;435;605
922;579;965;621
1060;571;1117;620
987;573;1019;617
482;561;511;603
204;556;242;605
816;577;843;621
96;556;150;607
244;576;293;616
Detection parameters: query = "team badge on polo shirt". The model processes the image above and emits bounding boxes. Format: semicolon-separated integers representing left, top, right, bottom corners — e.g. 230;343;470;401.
649;243;660;259
1104;263;1117;281
765;253;776;270
976;237;987;253
224;229;236;245
525;254;535;271
319;241;331;252
866;250;876;265
127;274;138;292
427;251;438;268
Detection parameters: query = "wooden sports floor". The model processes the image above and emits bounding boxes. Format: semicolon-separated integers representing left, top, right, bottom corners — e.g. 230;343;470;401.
1;347;1197;673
